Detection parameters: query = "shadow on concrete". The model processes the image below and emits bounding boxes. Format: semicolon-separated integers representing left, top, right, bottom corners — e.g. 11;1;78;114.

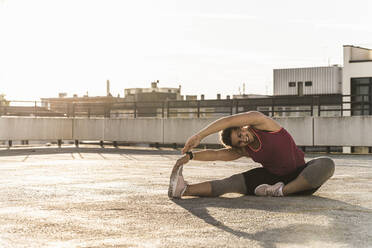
173;196;372;248
0;147;180;157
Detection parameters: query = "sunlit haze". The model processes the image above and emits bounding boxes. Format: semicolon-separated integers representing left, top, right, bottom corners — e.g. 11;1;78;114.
1;0;371;100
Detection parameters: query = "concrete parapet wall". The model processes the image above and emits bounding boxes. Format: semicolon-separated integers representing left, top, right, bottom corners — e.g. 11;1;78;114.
1;116;372;147
0;117;72;140
314;116;372;146
163;118;220;144
104;118;163;143
73;118;104;140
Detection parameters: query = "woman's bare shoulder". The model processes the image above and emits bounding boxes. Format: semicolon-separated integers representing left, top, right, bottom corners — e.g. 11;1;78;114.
251;112;282;132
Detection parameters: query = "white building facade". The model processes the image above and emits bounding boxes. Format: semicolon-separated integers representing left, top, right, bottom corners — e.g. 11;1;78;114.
342;45;372;116
274;66;342;96
124;81;182;100
273;66;342;117
273;45;372;153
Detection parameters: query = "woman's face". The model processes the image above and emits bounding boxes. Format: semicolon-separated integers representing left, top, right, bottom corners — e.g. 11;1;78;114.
230;127;255;148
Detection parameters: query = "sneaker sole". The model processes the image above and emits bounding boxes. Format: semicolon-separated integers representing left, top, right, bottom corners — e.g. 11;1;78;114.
168;165;182;198
254;184;269;196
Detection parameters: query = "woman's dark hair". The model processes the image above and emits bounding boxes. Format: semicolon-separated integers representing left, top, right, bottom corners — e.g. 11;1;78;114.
219;126;240;148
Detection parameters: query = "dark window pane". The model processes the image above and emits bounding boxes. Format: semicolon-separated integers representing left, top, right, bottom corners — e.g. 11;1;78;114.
351;77;372;116
305;81;312;86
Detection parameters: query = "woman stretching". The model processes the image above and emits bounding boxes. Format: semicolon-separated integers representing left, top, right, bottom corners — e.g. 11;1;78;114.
168;111;335;198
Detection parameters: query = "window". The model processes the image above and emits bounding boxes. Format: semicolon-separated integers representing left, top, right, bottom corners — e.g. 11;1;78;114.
288;82;296;87
351;77;372;116
305;81;312;86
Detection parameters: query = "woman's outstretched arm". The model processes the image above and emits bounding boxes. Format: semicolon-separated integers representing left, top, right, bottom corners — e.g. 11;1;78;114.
182;111;280;153
172;148;244;172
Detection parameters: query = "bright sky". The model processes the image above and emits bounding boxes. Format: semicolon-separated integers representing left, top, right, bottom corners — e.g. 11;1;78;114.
1;0;372;101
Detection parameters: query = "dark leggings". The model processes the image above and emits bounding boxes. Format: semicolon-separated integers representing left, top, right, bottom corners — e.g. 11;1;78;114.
242;156;335;195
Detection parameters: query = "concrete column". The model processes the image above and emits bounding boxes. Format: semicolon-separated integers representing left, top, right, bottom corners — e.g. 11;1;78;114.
342;46;351;154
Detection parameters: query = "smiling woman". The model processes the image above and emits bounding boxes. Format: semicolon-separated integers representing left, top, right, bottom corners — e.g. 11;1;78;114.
168;111;335;199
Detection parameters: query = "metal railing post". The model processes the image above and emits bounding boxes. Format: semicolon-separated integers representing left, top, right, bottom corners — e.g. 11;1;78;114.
197;101;200;118
317;96;321;117
134;102;137;118
162;102;165;118
167;101;170;118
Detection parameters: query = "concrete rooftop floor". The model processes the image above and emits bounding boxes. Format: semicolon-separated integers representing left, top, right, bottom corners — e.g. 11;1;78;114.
0;146;371;248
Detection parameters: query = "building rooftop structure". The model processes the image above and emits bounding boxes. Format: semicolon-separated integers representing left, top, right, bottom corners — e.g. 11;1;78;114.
124;81;183;101
273;66;343;97
233;94;270;99
0;94;7;102
342;45;372;117
344;45;372;63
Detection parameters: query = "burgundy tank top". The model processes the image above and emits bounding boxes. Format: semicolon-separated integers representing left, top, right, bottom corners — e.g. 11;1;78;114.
245;127;305;176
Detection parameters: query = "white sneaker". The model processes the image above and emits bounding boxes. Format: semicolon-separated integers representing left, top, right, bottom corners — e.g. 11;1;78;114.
168;165;188;199
254;182;284;197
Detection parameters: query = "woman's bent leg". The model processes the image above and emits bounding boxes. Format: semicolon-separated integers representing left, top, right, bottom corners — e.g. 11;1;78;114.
282;175;313;195
300;156;335;188
283;156;335;196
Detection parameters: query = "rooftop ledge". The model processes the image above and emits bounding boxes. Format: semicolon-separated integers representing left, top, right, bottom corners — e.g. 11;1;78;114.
349;60;372;63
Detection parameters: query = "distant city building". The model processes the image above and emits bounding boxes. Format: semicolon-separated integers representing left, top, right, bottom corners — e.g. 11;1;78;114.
274;66;342;96
123;81;183;117
342;45;372;116
124;80;182;102
38;45;372;120
0;94;10;116
40;81;184;118
271;45;372;118
41;94;118;117
273;66;343;117
0;94;8;104
231;94;271;115
233;94;269;99
58;92;68;98
185;95;197;101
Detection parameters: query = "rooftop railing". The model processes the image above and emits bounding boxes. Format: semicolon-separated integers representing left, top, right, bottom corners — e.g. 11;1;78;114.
0;94;370;118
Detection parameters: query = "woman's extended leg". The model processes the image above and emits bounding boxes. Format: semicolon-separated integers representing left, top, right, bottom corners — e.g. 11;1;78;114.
169;164;247;198
184;173;247;197
183;181;212;197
